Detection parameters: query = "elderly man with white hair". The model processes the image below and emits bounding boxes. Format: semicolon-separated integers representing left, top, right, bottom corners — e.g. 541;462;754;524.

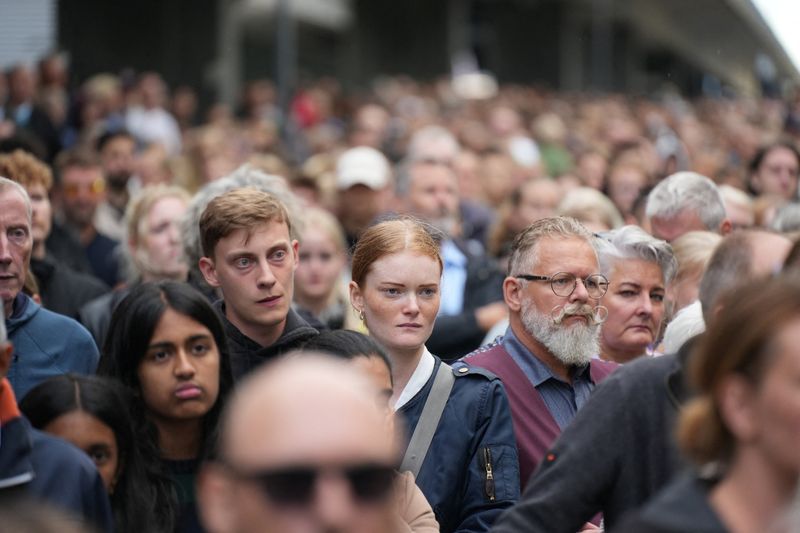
645;171;732;241
0;297;113;530
490;228;792;533
0;177;98;399
464;217;617;490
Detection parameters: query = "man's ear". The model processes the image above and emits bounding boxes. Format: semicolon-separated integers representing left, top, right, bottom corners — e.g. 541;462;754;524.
503;276;524;313
0;342;13;379
349;281;364;315
196;463;238;533
199;257;220;288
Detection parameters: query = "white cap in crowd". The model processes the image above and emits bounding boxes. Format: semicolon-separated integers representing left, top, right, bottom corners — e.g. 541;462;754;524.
336;146;391;190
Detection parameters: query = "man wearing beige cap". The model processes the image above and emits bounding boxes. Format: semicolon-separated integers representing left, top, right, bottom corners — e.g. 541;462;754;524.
335;146;394;247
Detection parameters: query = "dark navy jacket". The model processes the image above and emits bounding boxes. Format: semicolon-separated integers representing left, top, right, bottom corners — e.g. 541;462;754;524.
398;356;520;533
0;416;114;531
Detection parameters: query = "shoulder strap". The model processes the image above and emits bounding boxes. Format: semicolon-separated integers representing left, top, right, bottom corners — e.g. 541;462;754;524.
400;362;456;477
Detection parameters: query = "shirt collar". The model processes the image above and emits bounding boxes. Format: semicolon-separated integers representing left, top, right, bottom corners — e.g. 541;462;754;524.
501;326;593;386
393;347;435;411
441;239;467;267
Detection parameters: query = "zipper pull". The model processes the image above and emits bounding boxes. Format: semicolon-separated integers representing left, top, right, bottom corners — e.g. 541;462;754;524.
483;447;496;501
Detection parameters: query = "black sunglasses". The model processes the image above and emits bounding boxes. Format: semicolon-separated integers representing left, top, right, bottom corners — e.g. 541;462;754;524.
221;461;397;506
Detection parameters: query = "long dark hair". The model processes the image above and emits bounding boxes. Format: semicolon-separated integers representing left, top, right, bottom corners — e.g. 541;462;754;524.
99;280;233;460
20;374;176;533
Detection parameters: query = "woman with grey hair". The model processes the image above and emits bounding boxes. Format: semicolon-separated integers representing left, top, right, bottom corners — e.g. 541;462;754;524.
596;225;677;363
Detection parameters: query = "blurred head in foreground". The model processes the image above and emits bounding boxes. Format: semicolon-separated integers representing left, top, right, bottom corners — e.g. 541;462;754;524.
198;355;400;533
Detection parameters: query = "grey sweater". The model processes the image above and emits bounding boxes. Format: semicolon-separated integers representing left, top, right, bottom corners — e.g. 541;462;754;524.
490;344;694;533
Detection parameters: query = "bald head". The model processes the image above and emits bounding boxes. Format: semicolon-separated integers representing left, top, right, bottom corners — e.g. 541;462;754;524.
698;230;791;320
223;355;397;465
199;355;400;533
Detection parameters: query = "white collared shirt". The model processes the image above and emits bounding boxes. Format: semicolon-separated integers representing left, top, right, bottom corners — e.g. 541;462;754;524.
393;347;436;411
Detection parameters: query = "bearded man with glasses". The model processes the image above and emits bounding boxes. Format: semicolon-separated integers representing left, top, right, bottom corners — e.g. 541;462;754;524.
464;217;618;491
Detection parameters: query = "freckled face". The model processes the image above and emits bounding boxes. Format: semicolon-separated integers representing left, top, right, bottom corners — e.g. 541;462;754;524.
350;251;441;358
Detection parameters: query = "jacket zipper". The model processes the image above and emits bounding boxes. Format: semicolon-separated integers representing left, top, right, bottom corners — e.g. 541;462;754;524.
483;447;496;501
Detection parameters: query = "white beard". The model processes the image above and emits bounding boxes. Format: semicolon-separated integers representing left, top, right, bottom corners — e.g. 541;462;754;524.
520;300;600;366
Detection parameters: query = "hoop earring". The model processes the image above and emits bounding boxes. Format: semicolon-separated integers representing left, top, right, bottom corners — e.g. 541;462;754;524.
592;305;609;325
358;309;365;322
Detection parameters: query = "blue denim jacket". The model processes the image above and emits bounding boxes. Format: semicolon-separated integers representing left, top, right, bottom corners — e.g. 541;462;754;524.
398;356;520;533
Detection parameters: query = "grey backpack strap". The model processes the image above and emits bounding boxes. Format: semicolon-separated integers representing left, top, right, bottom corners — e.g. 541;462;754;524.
400;362;456;477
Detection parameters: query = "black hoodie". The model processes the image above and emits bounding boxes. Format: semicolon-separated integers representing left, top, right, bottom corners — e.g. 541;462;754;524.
213;300;318;380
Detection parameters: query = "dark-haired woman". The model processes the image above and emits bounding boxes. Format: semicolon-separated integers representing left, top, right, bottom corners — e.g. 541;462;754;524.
99;280;233;532
746;141;800;200
21;374;175;533
615;274;800;532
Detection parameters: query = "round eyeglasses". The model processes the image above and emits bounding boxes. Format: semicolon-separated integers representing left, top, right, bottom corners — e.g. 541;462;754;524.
515;272;609;298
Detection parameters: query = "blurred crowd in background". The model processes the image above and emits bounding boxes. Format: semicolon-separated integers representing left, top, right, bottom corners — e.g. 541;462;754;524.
3;52;800;226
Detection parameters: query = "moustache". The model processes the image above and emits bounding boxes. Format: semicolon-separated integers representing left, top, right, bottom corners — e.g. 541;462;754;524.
551;303;608;326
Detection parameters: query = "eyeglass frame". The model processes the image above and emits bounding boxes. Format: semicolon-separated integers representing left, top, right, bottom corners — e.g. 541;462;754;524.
515;272;609;298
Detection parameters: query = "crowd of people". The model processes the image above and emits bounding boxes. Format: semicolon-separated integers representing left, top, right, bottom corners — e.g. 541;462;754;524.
2;53;800;532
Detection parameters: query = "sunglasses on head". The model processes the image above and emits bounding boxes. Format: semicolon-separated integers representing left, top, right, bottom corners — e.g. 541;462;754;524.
221;461;397;506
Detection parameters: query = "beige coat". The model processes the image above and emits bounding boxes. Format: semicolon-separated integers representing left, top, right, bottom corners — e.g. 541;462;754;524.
395;470;440;532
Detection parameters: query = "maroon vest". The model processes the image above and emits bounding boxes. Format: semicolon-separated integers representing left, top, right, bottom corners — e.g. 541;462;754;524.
465;343;617;489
